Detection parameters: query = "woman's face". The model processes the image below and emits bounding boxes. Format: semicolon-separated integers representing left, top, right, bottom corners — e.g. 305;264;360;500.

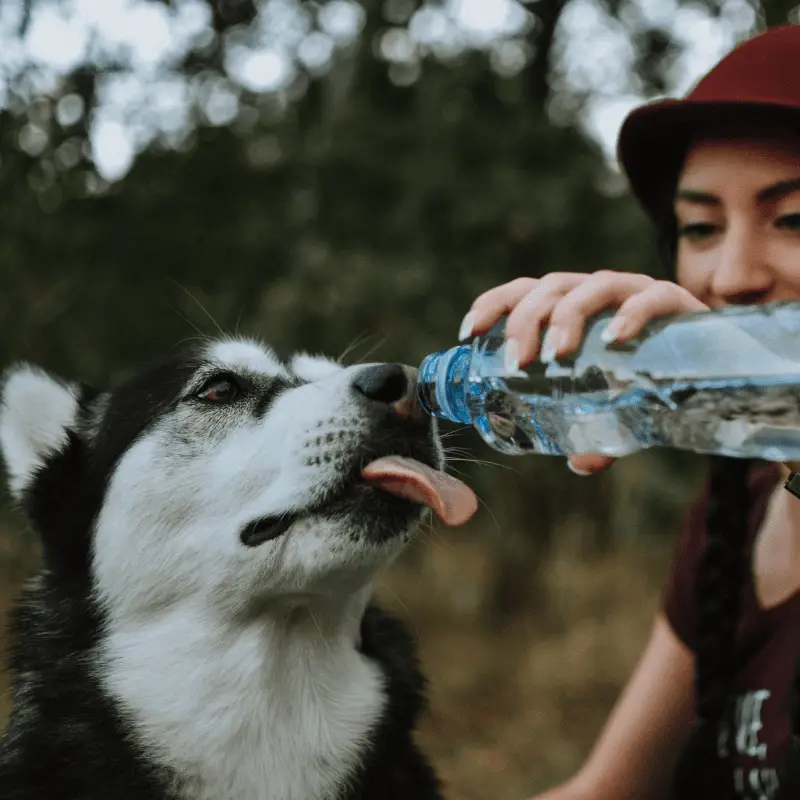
675;135;800;308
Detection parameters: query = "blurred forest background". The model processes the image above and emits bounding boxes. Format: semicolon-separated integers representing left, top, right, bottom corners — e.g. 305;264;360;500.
0;1;797;797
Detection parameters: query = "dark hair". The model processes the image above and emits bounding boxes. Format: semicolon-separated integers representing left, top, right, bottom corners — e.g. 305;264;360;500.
671;455;750;798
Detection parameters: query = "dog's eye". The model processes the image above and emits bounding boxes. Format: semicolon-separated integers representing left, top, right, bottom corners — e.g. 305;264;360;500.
195;375;240;404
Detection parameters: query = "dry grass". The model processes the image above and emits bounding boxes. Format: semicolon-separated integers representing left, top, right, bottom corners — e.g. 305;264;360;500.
0;521;670;799
375;530;668;799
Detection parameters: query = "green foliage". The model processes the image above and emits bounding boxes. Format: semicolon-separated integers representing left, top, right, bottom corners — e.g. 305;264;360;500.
1;0;775;599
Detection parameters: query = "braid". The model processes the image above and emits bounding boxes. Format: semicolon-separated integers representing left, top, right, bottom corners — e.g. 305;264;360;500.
672;455;751;798
695;457;751;726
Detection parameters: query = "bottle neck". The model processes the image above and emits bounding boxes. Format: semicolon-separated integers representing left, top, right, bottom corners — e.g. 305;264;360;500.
418;345;472;424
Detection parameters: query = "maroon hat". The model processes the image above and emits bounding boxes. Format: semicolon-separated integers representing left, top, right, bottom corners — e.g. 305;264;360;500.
617;25;800;222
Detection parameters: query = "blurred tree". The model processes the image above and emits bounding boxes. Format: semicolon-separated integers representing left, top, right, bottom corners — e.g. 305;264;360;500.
757;0;798;26
0;0;783;618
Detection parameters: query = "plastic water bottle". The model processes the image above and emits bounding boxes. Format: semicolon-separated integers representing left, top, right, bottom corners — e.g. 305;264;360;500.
417;301;800;460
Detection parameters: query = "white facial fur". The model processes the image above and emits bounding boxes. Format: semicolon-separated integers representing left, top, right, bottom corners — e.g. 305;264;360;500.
90;339;421;621
0;338;437;800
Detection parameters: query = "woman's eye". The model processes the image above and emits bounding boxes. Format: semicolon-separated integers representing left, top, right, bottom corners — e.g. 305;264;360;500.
195;376;240;404
677;222;719;242
776;213;800;231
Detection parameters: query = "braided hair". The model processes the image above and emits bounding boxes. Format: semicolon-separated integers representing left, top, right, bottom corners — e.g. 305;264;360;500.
671;456;750;799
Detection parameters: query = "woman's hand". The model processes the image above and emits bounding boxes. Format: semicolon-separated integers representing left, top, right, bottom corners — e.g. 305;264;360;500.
459;271;709;475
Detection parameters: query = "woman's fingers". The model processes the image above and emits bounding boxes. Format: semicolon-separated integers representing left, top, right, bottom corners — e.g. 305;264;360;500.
498;273;588;364
510;273;708;366
461;271;712;476
567;454;615;475
459;278;538;340
529;271;655;363
608;282;709;342
461;275;586;343
462;272;707;360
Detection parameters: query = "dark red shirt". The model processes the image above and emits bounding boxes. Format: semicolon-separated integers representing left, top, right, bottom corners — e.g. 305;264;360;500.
664;462;800;798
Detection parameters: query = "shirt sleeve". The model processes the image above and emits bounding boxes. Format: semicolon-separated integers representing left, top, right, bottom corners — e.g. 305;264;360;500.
661;486;709;651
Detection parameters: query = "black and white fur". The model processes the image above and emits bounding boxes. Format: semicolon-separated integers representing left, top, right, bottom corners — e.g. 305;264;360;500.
0;338;446;800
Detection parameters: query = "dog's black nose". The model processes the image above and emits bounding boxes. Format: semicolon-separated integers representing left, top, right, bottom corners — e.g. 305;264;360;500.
352;364;424;421
353;364;409;404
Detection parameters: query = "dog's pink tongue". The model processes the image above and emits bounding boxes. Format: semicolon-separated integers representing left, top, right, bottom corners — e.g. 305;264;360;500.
360;456;477;526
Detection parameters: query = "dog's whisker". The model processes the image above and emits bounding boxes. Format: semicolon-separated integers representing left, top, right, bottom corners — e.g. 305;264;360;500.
445;456;521;476
417;534;452;560
234;306;245;338
474;493;501;536
441;463;470;478
417;520;454;552
352;336;388;365
168;304;213;345
171;280;227;338
337;331;377;364
442;449;477;461
442;444;471;454
171;334;212;351
307;607;325;641
375;582;418;637
437;426;473;439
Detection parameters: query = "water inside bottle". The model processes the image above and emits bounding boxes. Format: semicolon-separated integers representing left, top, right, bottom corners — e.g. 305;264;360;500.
420;304;800;460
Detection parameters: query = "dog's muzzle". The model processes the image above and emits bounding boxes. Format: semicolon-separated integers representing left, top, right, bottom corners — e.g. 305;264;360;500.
351;362;476;526
239;364;477;548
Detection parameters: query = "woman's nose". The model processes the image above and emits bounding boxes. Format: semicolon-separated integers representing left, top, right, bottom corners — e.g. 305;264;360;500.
710;223;774;305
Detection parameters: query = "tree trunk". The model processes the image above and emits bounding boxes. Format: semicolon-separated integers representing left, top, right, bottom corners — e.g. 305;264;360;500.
525;0;570;110
756;0;796;27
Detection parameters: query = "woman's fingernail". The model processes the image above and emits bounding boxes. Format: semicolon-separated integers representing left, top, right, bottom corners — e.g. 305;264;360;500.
567;460;591;476
503;337;519;374
540;327;562;364
458;312;475;342
601;317;625;344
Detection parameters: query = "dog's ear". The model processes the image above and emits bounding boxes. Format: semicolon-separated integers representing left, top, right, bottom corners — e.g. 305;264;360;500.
0;364;82;501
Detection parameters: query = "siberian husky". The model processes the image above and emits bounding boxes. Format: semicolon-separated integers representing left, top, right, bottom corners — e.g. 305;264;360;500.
0;338;476;800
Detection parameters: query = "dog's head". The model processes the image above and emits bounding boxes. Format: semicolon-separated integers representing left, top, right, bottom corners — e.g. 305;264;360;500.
0;339;476;620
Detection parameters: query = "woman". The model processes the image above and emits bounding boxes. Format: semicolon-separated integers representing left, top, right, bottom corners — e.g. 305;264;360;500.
461;25;800;800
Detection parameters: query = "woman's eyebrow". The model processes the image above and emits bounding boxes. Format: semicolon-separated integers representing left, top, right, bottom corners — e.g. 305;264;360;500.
675;178;800;207
756;177;800;204
675;188;719;206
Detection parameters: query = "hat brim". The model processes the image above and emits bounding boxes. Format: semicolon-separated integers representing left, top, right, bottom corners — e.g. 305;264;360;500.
617;99;800;221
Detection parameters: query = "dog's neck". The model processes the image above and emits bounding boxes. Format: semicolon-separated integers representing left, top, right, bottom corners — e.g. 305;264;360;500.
96;587;385;800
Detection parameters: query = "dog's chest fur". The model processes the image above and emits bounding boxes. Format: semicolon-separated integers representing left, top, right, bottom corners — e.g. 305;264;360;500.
100;605;385;800
1;589;439;800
